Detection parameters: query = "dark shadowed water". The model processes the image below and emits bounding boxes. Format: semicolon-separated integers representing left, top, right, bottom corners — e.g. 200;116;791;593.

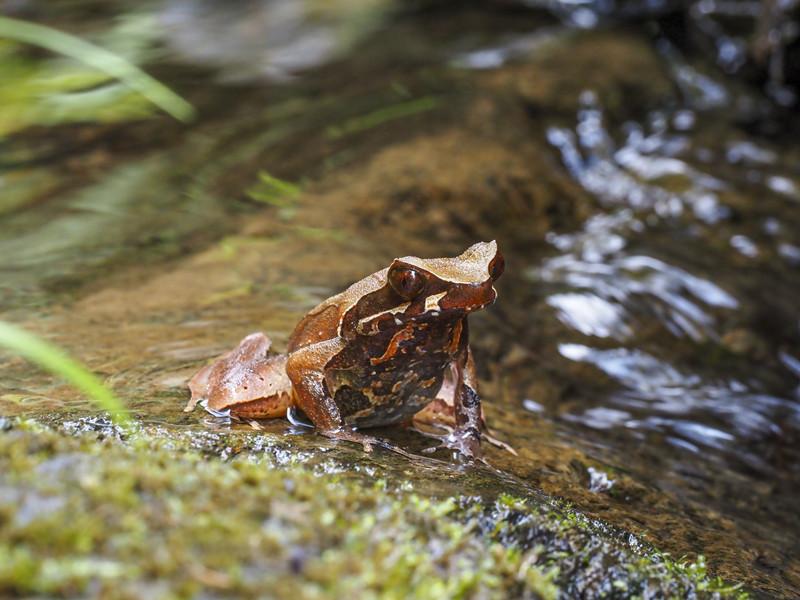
1;1;798;596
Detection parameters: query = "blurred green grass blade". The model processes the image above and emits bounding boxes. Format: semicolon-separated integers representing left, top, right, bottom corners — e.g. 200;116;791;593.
0;16;194;122
246;170;301;207
327;97;439;139
0;321;129;425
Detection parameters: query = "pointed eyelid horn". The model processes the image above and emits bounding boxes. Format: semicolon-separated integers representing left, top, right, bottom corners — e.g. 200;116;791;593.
392;241;499;284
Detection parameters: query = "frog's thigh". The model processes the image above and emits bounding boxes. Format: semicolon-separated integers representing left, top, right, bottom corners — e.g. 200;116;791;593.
285;338;346;431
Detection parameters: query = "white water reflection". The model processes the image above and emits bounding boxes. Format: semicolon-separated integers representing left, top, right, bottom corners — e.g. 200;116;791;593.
159;0;388;81
779;243;800;265
537;216;738;341
766;175;800;199
453;29;564;70
725;140;777;165
729;234;759;257
559;343;798;459
547;93;729;223
538;94;800;477
546;293;630;338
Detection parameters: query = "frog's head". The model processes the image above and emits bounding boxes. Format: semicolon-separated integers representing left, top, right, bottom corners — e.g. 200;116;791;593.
387;240;504;320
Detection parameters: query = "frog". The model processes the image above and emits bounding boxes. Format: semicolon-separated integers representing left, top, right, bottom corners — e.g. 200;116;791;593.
185;240;506;459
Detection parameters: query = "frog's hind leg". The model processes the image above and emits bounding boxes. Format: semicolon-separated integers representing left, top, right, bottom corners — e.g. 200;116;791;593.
186;333;293;420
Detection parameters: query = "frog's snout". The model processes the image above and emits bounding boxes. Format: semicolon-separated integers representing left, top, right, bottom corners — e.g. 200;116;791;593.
438;281;497;312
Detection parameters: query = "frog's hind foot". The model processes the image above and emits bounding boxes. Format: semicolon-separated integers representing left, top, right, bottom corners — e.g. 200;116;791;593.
415;426;482;462
320;429;417;460
413;422;517;457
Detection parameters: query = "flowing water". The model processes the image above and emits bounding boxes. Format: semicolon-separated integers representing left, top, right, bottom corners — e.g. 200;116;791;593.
1;1;798;597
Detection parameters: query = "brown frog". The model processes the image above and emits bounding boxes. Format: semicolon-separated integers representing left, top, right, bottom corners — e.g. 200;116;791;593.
185;241;506;459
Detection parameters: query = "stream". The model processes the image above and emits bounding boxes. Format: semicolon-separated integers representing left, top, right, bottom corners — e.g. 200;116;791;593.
1;1;799;597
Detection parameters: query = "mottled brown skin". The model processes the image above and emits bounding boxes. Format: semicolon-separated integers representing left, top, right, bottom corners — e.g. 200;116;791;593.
285;241;503;458
187;241;504;459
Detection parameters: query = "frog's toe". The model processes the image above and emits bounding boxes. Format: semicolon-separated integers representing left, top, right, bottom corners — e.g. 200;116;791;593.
321;429;422;459
287;406;314;428
444;427;482;460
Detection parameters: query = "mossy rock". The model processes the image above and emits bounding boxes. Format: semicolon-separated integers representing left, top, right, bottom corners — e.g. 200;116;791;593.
0;417;745;598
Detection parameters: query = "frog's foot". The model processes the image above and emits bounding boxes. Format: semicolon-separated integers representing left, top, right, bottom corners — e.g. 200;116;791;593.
446;426;483;461
185;333;292;419
320;429;417;460
284;408;403;455
414;422;517;457
417;425;481;461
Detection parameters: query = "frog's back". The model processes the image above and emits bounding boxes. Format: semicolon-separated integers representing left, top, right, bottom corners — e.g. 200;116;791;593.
287;269;388;352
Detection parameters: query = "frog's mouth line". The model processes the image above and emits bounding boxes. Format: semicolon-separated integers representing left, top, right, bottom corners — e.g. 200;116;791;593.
435;286;497;314
408;298;495;321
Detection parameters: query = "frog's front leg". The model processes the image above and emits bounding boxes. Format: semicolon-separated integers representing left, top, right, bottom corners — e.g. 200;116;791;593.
284;338;346;431
450;344;483;459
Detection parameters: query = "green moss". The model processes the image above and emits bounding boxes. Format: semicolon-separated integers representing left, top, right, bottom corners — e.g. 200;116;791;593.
0;419;746;598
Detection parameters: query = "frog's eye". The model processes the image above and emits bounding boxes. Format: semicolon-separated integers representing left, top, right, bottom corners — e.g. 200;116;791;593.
488;251;505;281
388;266;425;300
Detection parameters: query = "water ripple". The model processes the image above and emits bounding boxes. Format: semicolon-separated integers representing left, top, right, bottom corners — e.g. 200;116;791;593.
535;217;737;341
558;344;797;462
547;93;731;223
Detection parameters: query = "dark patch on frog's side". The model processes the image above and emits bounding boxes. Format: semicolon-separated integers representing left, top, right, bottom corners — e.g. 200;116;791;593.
326;316;463;428
331;386;373;416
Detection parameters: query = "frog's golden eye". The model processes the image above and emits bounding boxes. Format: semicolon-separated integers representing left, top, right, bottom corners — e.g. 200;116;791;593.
488;251;505;281
388;266;425;300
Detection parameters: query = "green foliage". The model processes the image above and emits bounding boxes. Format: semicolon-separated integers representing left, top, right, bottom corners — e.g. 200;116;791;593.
664;556;748;598
0;15;192;134
0;322;128;425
